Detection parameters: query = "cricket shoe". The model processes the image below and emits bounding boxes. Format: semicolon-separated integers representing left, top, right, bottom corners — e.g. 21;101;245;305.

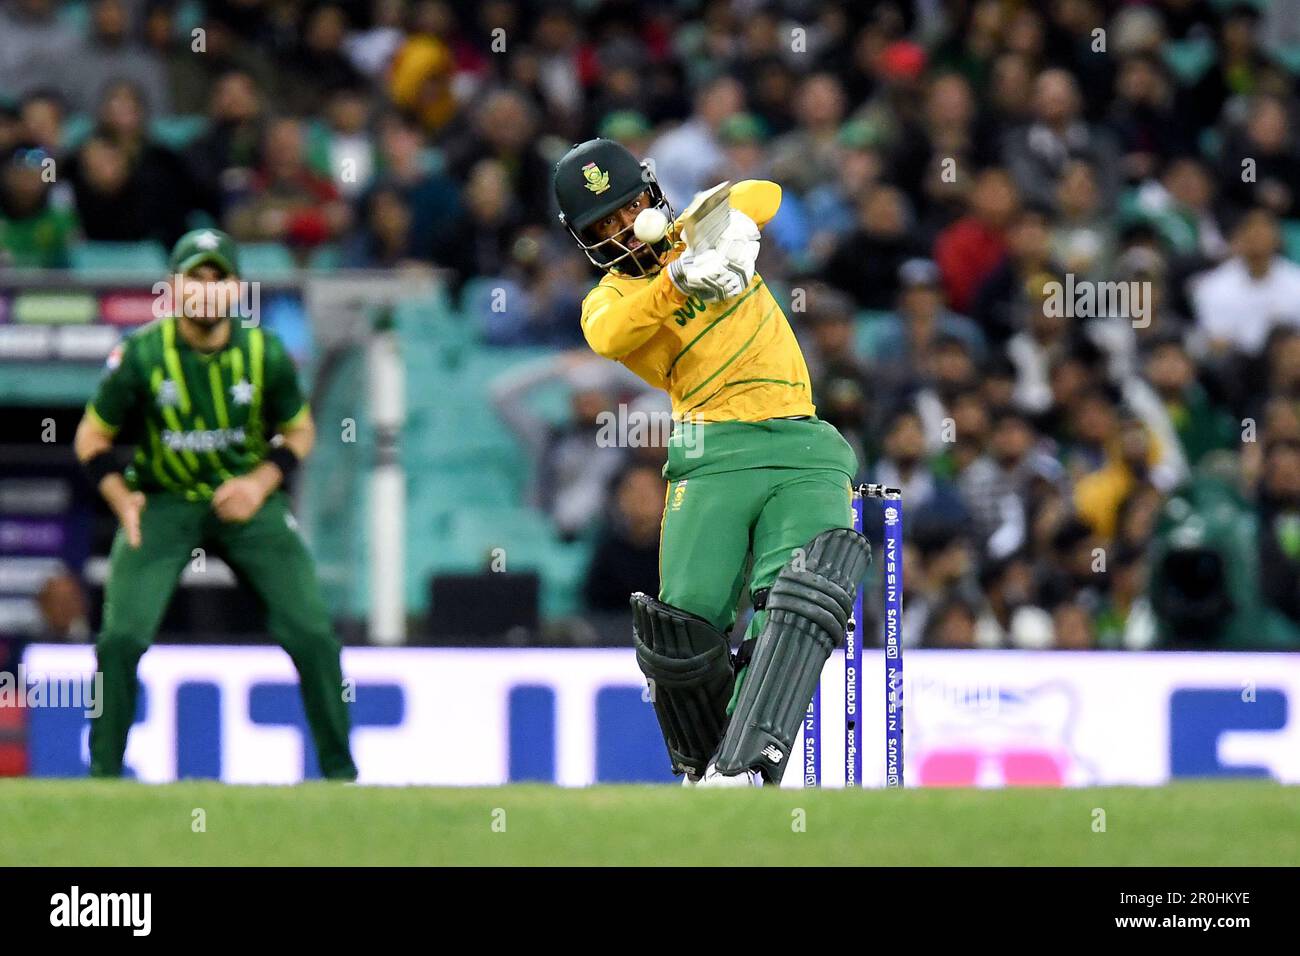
683;763;760;787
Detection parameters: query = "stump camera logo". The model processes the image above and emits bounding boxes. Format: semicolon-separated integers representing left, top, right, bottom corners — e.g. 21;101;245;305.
50;886;151;936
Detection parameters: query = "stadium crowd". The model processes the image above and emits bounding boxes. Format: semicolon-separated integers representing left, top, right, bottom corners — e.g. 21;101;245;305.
4;0;1300;649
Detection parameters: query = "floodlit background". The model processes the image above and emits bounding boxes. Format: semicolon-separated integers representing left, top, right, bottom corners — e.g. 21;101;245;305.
2;0;1300;784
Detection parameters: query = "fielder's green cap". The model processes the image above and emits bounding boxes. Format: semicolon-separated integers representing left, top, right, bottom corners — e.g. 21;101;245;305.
169;227;240;277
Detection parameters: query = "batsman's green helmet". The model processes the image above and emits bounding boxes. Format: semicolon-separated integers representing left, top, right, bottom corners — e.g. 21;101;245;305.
168;228;240;277
553;138;674;276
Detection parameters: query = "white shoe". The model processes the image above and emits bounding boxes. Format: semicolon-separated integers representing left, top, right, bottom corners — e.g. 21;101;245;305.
685;762;760;787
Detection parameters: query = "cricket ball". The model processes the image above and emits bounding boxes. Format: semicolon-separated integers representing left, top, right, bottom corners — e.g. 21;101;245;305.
633;207;669;244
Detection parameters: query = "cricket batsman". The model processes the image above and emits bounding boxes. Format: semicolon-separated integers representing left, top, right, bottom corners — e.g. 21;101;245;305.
554;139;872;785
73;228;357;780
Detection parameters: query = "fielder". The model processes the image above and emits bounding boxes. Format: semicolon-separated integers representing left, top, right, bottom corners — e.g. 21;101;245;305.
73;228;357;780
553;139;872;785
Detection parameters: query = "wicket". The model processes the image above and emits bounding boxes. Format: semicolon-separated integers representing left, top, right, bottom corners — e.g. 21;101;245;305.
803;483;904;788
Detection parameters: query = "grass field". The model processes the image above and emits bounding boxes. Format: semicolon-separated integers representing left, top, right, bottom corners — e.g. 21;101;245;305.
1;779;1296;866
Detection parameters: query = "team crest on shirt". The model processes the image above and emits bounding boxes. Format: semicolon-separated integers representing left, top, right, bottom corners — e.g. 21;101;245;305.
156;380;180;408
582;162;610;194
230;379;255;405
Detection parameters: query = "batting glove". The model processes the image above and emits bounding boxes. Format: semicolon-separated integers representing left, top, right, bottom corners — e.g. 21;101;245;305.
667;247;746;301
715;209;761;288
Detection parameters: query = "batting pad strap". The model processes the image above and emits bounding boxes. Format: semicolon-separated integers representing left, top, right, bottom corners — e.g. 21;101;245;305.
714;528;872;783
765;571;852;635
631;592;736;778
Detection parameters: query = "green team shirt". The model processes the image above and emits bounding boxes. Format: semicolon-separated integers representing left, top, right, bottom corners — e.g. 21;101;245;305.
87;316;308;500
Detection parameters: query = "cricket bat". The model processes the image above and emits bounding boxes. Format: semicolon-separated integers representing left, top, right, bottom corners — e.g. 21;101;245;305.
679;180;732;251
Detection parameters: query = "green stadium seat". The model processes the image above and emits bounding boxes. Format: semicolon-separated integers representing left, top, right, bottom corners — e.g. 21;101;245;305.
854;311;896;360
237;243;297;280
61;114;94;151
443;506;558;572
1162;39;1216;86
307;244;342;272
540;538;595;617
1282;220;1300;265
56;0;89;33
1271;44;1300;76
150;115;209;150
69;241;168;280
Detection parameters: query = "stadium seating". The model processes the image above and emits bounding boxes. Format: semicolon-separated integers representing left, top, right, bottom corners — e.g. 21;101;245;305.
238;243;298;280
69;241;168;280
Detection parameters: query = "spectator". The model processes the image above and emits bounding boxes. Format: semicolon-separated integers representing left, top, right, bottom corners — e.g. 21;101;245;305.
598;110;653;158
1257;439;1300;625
18;89;65;159
73;81;200;245
1217;94;1300;222
68;134;151;241
975;552;1053;648
972;203;1062;346
1073;398;1164;539
440;158;521;287
821;184;925;310
225;117;350;251
387;32;458;136
187;70;265;216
444;88;552;225
972;51;1035;166
875;258;986;409
802;284;873;467
0;0;80;103
1143;333;1238;464
958;408;1039;552
371;111;461;262
344;185;423;269
803;119;887;265
1050;160;1114;279
1106;53;1192;184
73;0;170;117
343;0;406;81
279;4;367;116
934;166;1019;316
490;351;649;540
1185;3;1271;132
1094;543;1157;649
0;143;77;268
1191;207;1300;358
924;595;980;648
1131;156;1228;264
311;86;378;201
583;464;665;613
769;73;848;196
149;11;276;116
1001;69;1120;212
869;408;969;541
646;74;743;209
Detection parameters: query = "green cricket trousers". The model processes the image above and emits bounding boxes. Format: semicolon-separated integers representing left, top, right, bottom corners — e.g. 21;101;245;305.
658;417;858;639
89;490;357;779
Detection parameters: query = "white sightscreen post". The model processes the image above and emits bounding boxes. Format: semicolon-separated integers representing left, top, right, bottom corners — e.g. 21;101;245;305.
367;312;406;645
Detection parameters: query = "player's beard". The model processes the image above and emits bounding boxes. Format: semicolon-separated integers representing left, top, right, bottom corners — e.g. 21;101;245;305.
615;234;669;277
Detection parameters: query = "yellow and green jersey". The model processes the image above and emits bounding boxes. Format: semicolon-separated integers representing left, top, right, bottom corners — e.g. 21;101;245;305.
86;317;308;500
579;179;815;422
